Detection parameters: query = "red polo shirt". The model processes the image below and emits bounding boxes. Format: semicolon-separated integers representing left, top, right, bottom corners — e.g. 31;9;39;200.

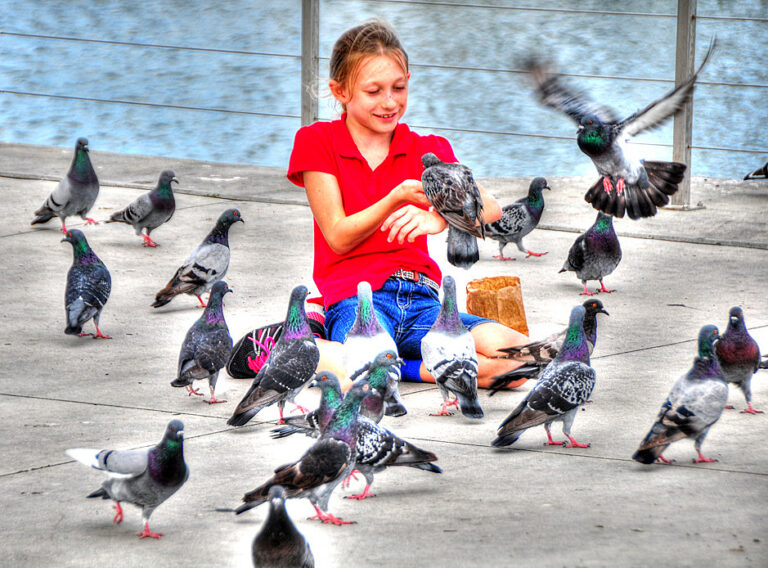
287;114;457;308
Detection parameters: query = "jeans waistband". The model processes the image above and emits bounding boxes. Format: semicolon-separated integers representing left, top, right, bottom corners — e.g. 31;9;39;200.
390;269;440;293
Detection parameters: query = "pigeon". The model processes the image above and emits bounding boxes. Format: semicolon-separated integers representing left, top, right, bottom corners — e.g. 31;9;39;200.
66;420;189;539
633;325;727;464
349;350;405;424
421;275;483;418
62;229;112;339
343;281;406;417
228;285;320;426
32;137;100;233
492;305;596;448
421;153;485;269
559;212;622;295
489;299;609;393
106;170;178;247
270;372;344;440
483;177;550;260
715;307;762;414
251;486;315;568
152;208;243;308
525;39;716;219
235;380;372;526
743;162;768;181
170;281;233;404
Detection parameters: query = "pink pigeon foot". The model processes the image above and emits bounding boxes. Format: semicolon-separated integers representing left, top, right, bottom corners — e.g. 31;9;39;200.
598;280;615;294
92;324;111;339
84;217;99;226
493;254;516;261
61;224;68;234
430;398;459;416
137;522;163;539
656;455;674;464
309;506;355;526
195;295;207;308
187;386;203;397
112;502;124;524
205;394;227;404
602;177;613;193
563;435;590;448
341;470;359;490
346;484;376;500
77;332;92;337
142;234;158;247
616;178;625;195
741;403;764;415
693;451;717;464
543;430;565;446
580;283;598;296
525;250;548;258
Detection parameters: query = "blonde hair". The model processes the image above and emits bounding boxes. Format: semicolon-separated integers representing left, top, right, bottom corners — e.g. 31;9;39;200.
329;19;409;110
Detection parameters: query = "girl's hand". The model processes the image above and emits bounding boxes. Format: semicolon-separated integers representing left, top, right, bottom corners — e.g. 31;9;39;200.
381;205;448;244
391;179;432;208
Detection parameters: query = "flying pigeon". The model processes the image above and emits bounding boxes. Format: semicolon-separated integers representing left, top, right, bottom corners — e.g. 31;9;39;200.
235;380;372;526
421;275;483;418
251;486;315;568
270;372;344;440
170;281;233;404
633;325;727;464
489;299;609;393
106;170;177;247
421;153;485;269
343;281;406;417
560;212;622;295
483;177;550;260
715;307;762;414
525;39;716;219
228;285;320;426
32;137;100;233
62;229;111;339
492;305;596;448
152;208;243;308
743;162;768;181
66;420;189;539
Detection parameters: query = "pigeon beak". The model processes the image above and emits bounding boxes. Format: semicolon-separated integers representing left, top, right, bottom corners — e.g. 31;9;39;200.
730;316;739;324
171;177;179;185
600;308;610;316
395;356;405;366
177;429;184;438
309;379;319;389
577;125;584;132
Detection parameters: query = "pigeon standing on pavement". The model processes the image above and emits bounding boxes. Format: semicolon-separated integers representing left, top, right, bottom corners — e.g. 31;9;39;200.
492;305;596;448
715;307;762;414
228;286;320;426
349;350;405;424
421;153;485;269
525;40;716;219
106;170;178;247
270;372;344;440
170;281;233;404
32;137;100;233
560;212;622;295
343;281;406;417
66;420;189;539
152;208;243;308
483;177;550;260
633;325;727;464
62;229;111;339
421;276;483;418
251;486;315;568
743;162;768;181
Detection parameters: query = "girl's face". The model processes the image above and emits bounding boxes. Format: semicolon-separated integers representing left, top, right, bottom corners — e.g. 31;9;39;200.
332;54;409;138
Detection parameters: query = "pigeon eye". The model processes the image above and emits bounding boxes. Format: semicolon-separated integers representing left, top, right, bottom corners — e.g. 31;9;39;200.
588;120;593;125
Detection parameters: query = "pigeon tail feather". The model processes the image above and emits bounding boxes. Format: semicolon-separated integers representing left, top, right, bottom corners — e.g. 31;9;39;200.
446;226;479;269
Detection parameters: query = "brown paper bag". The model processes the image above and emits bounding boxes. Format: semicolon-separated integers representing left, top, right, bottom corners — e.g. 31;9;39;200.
466;276;528;336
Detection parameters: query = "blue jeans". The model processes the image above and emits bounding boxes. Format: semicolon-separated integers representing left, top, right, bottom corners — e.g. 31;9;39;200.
325;276;491;360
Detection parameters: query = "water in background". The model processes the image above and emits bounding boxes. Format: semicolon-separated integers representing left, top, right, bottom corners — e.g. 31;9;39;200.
1;0;765;179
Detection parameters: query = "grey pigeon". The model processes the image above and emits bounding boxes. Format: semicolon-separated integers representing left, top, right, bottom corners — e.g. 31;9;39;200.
560;212;622;295
484;177;550;260
489;299;609;394
633;325;727;464
525;39;716;219
235;380;372;526
252;486;315;568
62;229;111;339
421;275;482;418
32;137;100;233
421;153;485;269
271;372;344;440
343;281;406;417
743;162;768;181
66;419;189;539
170;281;233;404
492;305;596;448
715;307;762;414
349;350;405;424
152;208;243;308
107;170;177;247
228;286;320;426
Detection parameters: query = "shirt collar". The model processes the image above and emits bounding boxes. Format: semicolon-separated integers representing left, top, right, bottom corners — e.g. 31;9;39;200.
334;113;410;160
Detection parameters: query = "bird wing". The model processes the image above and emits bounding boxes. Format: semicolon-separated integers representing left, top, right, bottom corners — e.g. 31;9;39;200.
183;243;230;280
423;164;484;237
66;447;148;479
485;203;527;239
497;329;564;363
123;193;155;225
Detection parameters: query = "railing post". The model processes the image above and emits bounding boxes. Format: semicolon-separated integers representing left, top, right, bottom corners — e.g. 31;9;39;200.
671;0;697;208
301;0;319;126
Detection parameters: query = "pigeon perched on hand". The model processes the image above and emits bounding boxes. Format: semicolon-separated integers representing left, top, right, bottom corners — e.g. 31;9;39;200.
152;208;243;308
107;170;177;247
715;307;762;414
170;281;233;404
633;325;727;464
228;285;320;426
421;153;485;269
421;275;482;418
525;40;716;219
32;137;100;233
484;177;550;260
560;212;622;295
66;420;189;539
62;229;111;339
252;486;315;568
492;305;596;448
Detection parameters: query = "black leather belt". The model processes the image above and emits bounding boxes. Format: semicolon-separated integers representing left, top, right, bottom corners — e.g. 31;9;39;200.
391;269;440;292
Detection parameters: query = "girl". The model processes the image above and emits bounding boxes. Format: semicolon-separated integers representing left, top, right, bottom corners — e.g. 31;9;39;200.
287;19;528;390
